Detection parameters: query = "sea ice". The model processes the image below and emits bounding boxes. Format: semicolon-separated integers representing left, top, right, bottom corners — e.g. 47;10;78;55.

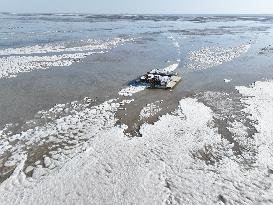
118;85;147;97
187;44;250;71
1;80;273;204
139;101;162;120
0;37;135;79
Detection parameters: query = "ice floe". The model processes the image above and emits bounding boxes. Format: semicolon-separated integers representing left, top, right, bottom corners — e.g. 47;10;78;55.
139;101;162;120
118;84;147;97
0;37;134;79
187;44;250;70
0;38;133;56
0;52;96;79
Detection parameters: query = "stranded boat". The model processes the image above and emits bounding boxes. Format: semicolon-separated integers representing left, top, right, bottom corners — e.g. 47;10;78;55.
139;69;182;89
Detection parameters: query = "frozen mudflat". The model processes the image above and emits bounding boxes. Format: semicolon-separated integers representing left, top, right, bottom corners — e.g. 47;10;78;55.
1;14;273;204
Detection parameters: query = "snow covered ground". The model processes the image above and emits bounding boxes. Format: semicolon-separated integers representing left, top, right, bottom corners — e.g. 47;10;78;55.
1;79;273;204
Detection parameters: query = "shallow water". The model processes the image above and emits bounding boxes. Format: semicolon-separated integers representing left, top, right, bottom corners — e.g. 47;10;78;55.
1;14;273;181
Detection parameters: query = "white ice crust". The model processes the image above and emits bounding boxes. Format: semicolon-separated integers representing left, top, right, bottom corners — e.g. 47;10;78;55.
139;101;162;120
187;44;250;70
118;85;147;97
0;38;134;79
118;61;180;97
1;79;273;204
